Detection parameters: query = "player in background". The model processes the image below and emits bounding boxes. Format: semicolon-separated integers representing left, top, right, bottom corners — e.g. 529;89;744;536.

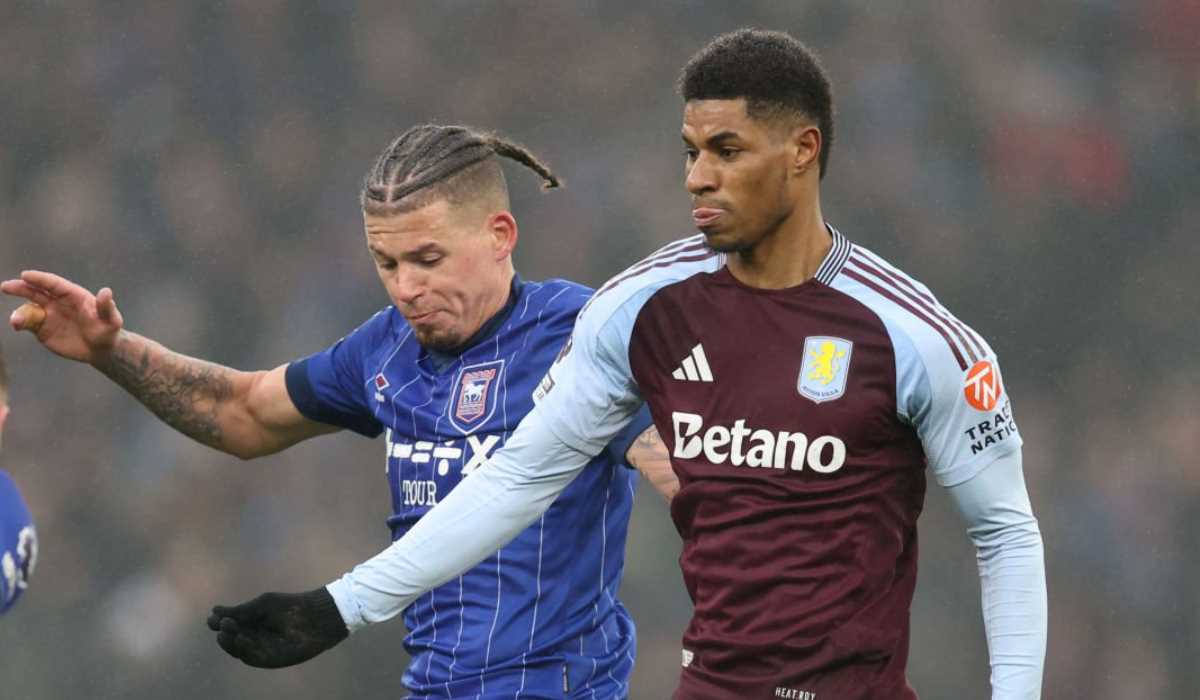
200;30;1048;699
3;125;674;698
0;342;38;615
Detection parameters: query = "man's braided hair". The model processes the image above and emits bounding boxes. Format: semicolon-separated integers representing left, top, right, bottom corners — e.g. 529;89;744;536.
360;125;560;214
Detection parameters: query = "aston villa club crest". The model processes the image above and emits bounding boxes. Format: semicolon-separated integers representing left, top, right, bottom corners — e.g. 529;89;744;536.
448;360;505;434
798;336;853;403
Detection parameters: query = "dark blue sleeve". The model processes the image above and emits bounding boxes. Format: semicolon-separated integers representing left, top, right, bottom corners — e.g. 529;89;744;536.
0;469;35;615
602;403;654;470
284;312;390;439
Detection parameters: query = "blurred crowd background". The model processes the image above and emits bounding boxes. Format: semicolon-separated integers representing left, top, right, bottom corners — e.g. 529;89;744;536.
1;1;1197;698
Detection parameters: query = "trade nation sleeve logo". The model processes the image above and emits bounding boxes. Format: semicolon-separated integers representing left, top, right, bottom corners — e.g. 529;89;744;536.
963;359;1002;412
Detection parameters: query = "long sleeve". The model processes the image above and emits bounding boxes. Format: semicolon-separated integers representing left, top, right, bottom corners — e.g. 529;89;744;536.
946;449;1047;699
326;407;594;631
324;242;704;633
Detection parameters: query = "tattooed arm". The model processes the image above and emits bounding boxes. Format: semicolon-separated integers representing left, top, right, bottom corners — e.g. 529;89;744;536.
97;332;334;458
625;426;678;502
2;271;334;459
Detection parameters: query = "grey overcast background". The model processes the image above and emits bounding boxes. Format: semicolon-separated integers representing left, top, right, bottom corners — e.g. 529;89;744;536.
1;1;1198;698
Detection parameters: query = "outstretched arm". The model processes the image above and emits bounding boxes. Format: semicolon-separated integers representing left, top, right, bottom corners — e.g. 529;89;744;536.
96;335;335;458
206;281;651;665
207;407;592;667
327;409;591;629
946;449;1047;700
2;270;335;458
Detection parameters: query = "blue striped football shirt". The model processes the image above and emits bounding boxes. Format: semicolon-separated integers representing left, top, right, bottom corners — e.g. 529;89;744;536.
286;275;649;699
0;469;36;615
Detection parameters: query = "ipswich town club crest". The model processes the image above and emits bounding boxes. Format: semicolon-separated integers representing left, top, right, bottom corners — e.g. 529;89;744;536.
797;336;853;403
448;360;505;434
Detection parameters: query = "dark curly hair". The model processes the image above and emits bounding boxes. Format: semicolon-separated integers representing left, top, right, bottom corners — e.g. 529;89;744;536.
679;29;834;177
361;124;560;214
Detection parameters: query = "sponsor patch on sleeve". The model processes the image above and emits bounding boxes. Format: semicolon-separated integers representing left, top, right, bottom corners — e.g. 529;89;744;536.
963;359;1002;412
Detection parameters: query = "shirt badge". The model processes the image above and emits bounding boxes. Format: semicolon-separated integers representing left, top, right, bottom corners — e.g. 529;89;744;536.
448;359;505;434
798;336;853;403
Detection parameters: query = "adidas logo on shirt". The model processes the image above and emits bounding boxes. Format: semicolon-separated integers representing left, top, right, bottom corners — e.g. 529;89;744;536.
672;343;714;382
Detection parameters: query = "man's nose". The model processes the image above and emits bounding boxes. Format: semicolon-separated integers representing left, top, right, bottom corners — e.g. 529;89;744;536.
390;268;424;306
685;152;720;197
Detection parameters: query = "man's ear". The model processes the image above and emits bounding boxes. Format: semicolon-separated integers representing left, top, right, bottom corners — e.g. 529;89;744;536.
0;404;9;445
791;124;822;175
488;211;519;261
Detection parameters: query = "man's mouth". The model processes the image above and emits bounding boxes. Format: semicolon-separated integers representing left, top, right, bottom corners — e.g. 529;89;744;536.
692;207;725;227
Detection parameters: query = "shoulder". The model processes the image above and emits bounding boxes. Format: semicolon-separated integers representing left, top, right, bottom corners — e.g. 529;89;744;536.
344;306;411;358
530;235;722;401
345;305;406;341
0;470;24;504
828;237;994;378
311;305;411;373
513;277;594;321
579;234;724;335
0;470;31;532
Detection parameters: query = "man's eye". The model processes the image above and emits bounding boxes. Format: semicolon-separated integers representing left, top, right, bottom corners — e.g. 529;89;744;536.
719;147;740;160
419;257;442;267
684;149;698;162
376;259;397;270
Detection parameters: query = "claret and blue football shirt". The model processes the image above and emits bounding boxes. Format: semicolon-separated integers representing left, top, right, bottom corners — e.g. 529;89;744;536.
326;228;1045;700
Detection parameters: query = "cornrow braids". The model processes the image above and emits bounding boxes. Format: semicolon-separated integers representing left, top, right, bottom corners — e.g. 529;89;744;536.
481;135;559;190
361;125;560;213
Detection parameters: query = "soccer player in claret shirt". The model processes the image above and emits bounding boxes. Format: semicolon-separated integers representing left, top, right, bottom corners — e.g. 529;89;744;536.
0;343;37;616
2;125;675;698
192;31;1048;699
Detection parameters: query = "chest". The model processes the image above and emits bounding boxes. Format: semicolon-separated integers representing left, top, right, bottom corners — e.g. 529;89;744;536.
370;326;565;512
629;280;907;473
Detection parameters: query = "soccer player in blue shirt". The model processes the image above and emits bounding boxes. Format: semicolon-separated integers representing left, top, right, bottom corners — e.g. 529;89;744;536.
0;343;38;616
2;125;672;698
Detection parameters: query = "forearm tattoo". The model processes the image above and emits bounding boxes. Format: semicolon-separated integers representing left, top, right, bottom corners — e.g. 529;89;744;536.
96;335;235;449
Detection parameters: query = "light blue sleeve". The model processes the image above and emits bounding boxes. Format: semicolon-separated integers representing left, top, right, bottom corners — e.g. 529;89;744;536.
946;449;1047;700
883;313;1043;696
327;407;595;630
888;317;1022;487
326;297;643;631
531;298;644;454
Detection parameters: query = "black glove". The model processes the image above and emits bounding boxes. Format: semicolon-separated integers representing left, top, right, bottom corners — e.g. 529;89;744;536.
206;587;349;668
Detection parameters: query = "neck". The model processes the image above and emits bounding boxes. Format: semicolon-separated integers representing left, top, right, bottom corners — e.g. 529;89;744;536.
481;267;515;322
458;268;516;347
725;199;830;289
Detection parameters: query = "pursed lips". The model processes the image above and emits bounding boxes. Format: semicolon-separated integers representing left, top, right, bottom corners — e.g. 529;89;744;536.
692;205;726;227
407;310;439;323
